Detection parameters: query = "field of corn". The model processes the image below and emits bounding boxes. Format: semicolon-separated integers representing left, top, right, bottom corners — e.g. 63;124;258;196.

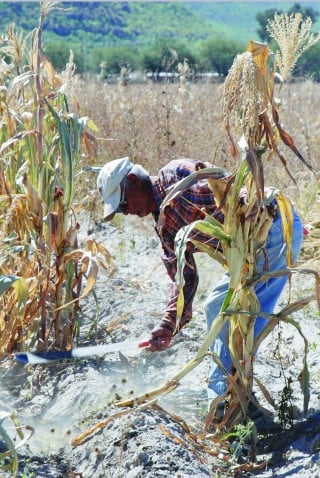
77;74;320;266
1;5;320;477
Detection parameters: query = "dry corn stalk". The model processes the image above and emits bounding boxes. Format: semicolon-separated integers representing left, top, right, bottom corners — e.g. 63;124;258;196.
0;11;105;352
119;34;314;424
74;15;319;447
205;30;317;429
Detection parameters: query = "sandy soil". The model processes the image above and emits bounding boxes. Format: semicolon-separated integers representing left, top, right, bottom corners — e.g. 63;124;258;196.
1;213;320;477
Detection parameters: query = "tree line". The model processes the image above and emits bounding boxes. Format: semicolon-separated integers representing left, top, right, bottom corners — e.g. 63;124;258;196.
2;2;320;81
45;3;320;81
46;35;320;83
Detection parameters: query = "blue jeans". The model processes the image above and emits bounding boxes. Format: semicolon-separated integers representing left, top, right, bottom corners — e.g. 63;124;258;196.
204;208;303;399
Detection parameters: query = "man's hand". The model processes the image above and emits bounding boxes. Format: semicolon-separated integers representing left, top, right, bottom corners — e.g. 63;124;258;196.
139;324;173;352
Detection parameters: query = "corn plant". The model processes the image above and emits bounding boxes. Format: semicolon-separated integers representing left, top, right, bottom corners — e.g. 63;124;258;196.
0;411;33;478
175;34;319;431
0;3;112;354
111;15;320;432
71;15;320;456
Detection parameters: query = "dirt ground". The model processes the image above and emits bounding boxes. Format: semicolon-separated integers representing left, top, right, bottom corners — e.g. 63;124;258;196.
1;213;320;478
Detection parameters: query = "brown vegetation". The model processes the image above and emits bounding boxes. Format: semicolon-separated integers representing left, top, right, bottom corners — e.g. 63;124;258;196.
76;76;318;182
75;75;319;228
1;9;320;475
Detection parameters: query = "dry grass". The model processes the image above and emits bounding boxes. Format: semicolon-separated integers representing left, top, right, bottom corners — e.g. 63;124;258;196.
72;40;320;433
74;75;320;275
75;78;230;174
76;77;320;171
74;76;319;218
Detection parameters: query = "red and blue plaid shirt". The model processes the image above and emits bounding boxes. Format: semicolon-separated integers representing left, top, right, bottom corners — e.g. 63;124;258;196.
150;159;225;334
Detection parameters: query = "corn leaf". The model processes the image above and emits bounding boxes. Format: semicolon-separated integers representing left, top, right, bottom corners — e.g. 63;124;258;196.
86;239;114;275
174;224;192;320
191;239;227;268
8;71;34;90
299;362;310;415
245;148;264;204
207;175;234;214
0;412;34;478
271;103;314;173
85;117;99;133
280;315;310;414
225;226;245;289
55;249;101;311
275;192;294;266
232;159;249;205
0;412;18;477
174;219;231;319
44;97;74;209
0;130;39;156
253;376;277;409
202;211;228;229
193;220;232;245
12;277;29;314
0;275;20;296
247;40;269;78
220;288;235;313
158;167;229;235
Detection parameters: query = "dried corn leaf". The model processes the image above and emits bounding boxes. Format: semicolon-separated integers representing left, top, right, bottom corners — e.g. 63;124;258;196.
207;176;233;214
275;192;294;266
271;102;314;173
245;148;264;205
191;239;227;268
0;130;39;155
158;167;228;235
247;40;269;79
86;239;114;274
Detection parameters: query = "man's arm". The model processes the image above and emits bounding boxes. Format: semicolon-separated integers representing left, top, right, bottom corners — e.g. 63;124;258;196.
161;242;199;333
145;240;199;351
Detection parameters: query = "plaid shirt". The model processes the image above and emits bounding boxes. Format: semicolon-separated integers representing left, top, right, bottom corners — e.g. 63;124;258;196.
150;159;225;334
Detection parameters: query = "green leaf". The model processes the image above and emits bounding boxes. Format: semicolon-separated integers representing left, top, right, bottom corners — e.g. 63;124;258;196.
85;117;99;133
44;96;73;208
0;130;39;156
12;277;29;313
193;219;232;245
0;413;19;477
0;275;20;296
191;239;227;267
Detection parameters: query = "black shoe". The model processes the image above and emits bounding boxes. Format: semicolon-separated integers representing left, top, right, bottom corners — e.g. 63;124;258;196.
205;401;226;430
247;401;280;433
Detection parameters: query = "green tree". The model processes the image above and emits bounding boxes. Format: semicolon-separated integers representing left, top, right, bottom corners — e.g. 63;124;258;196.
256;3;319;42
88;45;138;74
45;41;85;73
139;38;196;73
44;41;71;71
256;8;282;42
293;42;320;81
199;37;244;76
288;3;319;23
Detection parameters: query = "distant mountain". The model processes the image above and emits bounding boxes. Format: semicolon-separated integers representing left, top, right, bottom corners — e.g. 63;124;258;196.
1;1;319;49
189;1;320;42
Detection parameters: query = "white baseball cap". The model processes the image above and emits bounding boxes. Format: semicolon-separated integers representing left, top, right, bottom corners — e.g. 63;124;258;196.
97;157;133;219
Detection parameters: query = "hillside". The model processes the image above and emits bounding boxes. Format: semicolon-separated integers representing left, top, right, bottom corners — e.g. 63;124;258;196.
190;1;320;41
1;1;319;49
0;2;225;48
